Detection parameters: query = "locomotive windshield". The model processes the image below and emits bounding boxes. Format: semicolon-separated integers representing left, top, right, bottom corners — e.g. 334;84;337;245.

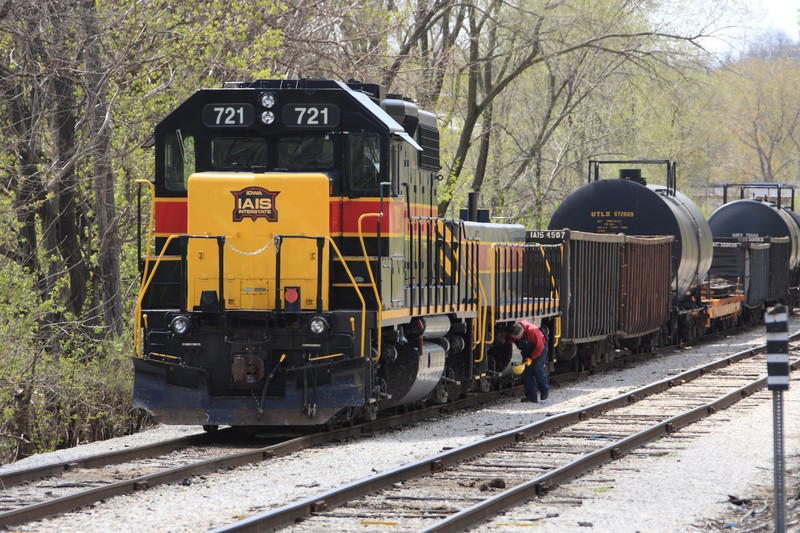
212;137;267;170
277;136;334;170
211;135;334;172
162;128;383;193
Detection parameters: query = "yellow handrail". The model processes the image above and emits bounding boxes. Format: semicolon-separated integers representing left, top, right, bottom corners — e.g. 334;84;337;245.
133;231;368;361
357;213;383;362
454;237;485;360
135;179;156;309
487;242;500;346
133;234;179;357
309;352;344;362
537;243;562;347
325;236;368;357
474;277;488;363
134;179;156;357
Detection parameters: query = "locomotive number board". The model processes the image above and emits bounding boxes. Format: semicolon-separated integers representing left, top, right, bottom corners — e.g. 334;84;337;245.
202;104;255;127
283;104;340;128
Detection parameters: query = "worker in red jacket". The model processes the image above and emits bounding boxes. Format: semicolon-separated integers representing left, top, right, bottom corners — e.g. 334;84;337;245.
508;320;550;403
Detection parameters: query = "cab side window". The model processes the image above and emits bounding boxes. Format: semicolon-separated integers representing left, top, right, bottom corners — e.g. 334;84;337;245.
349;133;381;191
164;132;195;192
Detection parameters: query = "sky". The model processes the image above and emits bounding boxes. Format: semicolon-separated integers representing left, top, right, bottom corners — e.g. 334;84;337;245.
758;0;799;40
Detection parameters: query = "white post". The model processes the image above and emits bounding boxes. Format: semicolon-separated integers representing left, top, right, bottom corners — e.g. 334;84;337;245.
766;304;789;533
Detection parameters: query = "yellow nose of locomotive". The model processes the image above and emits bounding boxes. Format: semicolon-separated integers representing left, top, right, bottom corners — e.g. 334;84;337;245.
186;172;330;311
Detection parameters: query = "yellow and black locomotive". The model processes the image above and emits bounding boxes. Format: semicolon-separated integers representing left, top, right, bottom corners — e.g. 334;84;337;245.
133;79;561;428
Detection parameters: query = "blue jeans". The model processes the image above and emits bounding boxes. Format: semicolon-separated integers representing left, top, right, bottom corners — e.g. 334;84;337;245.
523;345;549;400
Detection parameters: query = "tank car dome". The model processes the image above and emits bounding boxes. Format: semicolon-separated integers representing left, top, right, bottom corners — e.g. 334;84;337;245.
707;199;800;270
548;178;713;302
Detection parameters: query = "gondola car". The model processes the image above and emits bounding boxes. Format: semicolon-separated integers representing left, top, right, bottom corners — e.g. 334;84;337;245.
525;229;672;371
132;79;562;429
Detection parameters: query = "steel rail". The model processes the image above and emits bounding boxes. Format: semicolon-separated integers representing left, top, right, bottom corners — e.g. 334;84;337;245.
0;432;210;489
425;359;800;532
0;385;520;529
213;333;799;532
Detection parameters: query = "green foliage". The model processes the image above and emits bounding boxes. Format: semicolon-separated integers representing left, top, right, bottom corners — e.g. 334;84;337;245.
0;256;147;463
0;344;143;464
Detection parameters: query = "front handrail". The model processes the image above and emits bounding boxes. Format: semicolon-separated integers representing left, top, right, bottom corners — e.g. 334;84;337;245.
325;236;368;357
134;234;179;357
135;179;156;311
133;231;368;359
357;213;383;361
134;179;156;358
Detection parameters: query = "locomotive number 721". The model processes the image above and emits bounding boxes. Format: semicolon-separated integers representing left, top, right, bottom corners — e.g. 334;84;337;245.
202;103;254;127
284;104;340;128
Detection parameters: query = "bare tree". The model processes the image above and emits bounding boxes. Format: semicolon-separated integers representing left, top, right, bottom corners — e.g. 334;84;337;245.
82;0;122;334
434;0;714;216
0;1;91;319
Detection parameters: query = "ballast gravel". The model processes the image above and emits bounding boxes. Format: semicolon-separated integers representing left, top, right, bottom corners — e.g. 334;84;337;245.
2;320;799;532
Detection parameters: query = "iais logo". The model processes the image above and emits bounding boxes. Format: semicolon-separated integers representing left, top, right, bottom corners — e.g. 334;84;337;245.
231;186;279;222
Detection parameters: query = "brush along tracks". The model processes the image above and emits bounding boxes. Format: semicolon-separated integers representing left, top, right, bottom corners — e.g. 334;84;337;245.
214;342;800;533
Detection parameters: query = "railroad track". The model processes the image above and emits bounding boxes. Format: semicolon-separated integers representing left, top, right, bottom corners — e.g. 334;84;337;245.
0;430;228;489
0;429;280;527
212;338;800;532
0;326;787;530
0;384;524;529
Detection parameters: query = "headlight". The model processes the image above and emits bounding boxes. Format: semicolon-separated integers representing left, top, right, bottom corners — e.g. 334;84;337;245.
260;110;275;125
259;92;277;108
170;315;191;335
309;316;329;335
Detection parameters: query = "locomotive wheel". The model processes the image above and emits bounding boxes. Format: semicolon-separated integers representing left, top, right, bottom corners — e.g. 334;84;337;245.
364;403;378;421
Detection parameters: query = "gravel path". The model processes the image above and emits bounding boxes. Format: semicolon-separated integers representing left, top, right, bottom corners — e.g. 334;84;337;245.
483;384;800;532
2;321;798;532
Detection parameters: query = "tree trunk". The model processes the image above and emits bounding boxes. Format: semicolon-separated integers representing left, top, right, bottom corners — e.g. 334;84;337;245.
82;0;122;336
469;18;497;197
50;72;89;319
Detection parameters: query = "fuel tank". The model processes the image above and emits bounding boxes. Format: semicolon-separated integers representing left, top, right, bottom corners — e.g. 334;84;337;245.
380;341;446;408
548;176;712;303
